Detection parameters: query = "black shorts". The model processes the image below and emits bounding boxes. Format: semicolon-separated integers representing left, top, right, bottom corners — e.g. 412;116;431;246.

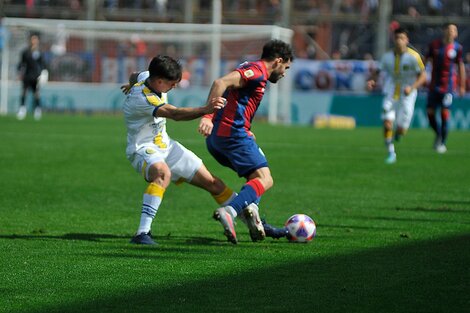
22;78;39;93
427;90;453;110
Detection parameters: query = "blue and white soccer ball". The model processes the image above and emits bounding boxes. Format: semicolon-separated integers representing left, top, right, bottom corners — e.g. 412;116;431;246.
285;214;316;243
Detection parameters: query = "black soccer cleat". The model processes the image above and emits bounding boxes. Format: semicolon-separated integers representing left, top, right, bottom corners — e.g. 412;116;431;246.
130;231;157;245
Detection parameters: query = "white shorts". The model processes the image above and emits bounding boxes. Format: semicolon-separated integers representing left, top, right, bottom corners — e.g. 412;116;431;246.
130;139;202;183
381;90;417;129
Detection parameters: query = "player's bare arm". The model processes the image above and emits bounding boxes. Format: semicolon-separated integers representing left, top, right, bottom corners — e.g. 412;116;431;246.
458;60;466;96
156;96;226;121
120;71;140;94
198;71;244;136
366;69;380;91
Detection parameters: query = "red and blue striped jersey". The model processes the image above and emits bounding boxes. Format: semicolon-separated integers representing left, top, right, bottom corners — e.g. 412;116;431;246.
212;61;268;137
426;39;464;93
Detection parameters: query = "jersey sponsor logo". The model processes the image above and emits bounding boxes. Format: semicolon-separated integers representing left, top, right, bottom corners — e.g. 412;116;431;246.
447;49;456;59
145;148;156;154
244;69;255;78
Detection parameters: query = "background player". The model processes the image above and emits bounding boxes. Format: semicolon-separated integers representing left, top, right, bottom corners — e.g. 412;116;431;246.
123;55;236;245
198;39;294;244
425;23;466;153
367;28;427;164
17;32;47;120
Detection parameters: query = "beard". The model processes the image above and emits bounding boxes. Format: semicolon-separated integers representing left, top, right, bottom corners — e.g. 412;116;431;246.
268;71;283;83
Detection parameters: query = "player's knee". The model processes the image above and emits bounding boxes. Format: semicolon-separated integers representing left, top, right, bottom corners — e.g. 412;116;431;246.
260;175;274;191
383;120;393;130
148;162;171;185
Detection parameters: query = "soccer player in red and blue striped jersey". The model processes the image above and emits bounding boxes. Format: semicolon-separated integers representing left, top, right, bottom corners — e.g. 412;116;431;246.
198;40;294;244
425;23;466;153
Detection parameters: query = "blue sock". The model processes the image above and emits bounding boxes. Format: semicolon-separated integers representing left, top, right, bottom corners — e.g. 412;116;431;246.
229;184;258;214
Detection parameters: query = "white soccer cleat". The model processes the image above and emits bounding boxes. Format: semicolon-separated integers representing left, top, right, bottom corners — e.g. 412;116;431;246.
213;206;237;244
436;144;447;154
34;107;42;121
385;152;397;164
16;106;27;120
242;203;265;242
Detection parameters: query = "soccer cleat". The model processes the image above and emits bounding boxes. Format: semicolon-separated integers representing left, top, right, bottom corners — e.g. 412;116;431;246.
34;107;42;121
213;206;237;244
262;220;289;239
17;106;27;120
385;152;397;164
242;203;265;242
436;144;447;154
130;231;156;245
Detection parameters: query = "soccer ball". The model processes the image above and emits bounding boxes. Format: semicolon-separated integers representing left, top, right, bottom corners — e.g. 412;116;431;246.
285;214;316;243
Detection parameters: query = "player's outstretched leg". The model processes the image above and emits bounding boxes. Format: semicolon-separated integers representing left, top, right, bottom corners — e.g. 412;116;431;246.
213;206;237;244
262;220;289;239
242;203;265;242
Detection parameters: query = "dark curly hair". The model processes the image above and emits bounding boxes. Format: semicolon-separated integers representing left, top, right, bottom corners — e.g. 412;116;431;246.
261;39;294;63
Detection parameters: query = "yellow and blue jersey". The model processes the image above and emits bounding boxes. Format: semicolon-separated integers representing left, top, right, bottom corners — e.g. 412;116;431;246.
379;47;425;100
123;71;170;160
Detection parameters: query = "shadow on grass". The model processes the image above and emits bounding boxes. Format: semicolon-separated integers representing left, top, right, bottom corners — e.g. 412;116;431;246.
0;233;223;245
431;200;470;206
27;234;469;313
0;233;129;242
396;206;470;213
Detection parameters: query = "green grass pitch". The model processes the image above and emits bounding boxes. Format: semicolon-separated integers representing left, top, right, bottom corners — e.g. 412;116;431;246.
0;114;469;313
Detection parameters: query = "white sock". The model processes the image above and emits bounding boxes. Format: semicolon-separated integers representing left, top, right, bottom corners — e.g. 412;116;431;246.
136;192;163;234
385;140;395;154
137;215;153;234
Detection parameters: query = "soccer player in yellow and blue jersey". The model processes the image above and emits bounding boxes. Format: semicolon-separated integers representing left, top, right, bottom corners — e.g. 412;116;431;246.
123;55;234;244
367;28;427;164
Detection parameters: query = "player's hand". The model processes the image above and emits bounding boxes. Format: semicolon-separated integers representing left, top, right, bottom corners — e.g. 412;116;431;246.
209;97;226;111
403;86;413;96
120;83;132;95
198;117;214;137
366;80;375;91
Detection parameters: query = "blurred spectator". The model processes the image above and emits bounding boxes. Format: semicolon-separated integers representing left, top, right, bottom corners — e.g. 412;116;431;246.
428;0;443;15
363;52;374;61
331;50;342;60
266;0;281;25
131;34;148;71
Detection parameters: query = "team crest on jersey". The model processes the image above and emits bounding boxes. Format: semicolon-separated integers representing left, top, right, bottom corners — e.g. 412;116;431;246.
145;148;156;154
244;69;255;78
447;49;456;59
